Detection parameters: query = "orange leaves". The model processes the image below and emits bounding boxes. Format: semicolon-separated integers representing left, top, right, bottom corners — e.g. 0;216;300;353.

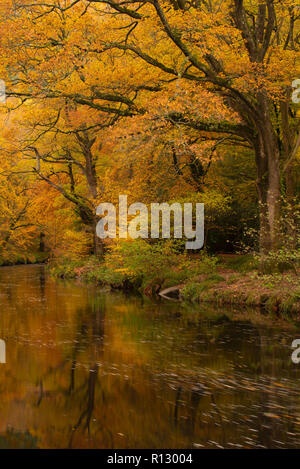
0;0;297;260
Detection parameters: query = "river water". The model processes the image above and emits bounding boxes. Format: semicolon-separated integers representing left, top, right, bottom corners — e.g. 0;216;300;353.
0;265;299;449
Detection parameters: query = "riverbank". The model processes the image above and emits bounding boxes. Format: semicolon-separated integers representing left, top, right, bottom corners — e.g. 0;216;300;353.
48;250;300;320
0;252;49;267
180;269;300;319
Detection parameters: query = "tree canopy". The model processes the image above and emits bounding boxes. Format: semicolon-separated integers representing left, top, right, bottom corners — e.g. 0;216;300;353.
0;0;298;262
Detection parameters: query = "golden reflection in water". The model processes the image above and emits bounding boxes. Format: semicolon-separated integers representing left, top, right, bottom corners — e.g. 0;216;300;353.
0;265;299;449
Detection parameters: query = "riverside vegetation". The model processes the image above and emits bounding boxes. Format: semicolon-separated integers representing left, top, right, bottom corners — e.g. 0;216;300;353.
48;240;300;320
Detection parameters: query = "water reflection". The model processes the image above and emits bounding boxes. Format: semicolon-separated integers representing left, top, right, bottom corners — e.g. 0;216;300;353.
0;265;299;449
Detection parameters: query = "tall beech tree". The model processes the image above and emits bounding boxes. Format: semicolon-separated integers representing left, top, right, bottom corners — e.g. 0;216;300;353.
85;0;299;253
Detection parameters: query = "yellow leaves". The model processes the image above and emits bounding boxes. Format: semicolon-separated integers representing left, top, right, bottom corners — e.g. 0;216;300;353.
0;166;38;262
0;0;297;262
59;229;92;260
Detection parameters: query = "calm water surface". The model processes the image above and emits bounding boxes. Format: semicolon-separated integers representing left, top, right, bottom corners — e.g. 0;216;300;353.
0;265;299;449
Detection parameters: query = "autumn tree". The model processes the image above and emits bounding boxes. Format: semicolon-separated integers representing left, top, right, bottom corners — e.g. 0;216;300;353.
85;0;299;253
0;0;298;256
0;0;140;256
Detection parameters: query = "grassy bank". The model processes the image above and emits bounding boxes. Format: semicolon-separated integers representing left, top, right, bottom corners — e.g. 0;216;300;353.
48;241;300;320
181;265;300;320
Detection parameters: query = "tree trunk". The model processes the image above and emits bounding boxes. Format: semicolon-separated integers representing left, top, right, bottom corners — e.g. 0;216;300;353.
280;99;298;249
255;144;281;254
254;137;270;253
39;232;45;252
76;131;104;258
76;204;104;258
285;167;297;249
92;218;104;258
254;140;281;254
255;93;281;254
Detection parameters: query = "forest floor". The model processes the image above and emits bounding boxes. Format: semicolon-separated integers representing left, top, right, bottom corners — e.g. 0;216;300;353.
179;264;300;320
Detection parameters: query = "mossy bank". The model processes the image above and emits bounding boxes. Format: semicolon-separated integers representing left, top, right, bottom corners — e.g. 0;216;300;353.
48;242;300;321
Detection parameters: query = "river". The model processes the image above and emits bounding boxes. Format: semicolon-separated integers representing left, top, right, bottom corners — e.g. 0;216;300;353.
0;265;299;449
